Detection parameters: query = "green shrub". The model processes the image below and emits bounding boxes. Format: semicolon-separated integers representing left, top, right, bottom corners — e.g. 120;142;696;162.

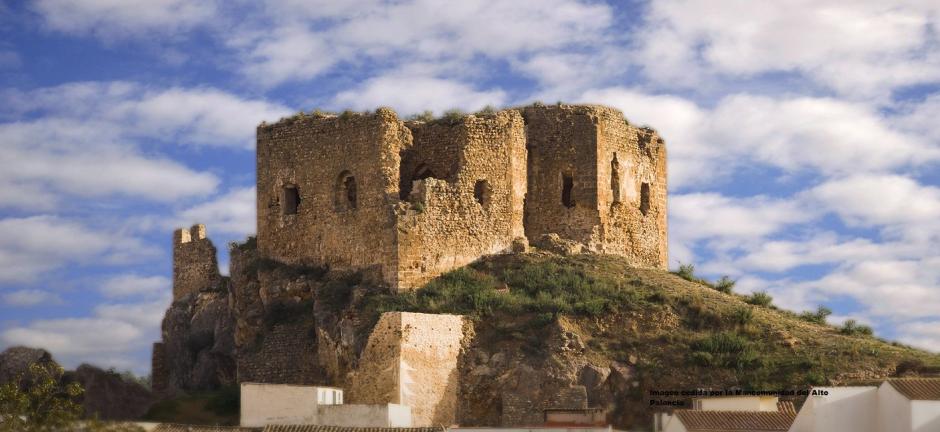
799;306;832;325
675;263;697;281
475;105;497;116
339;109;356;120
732;307;754;325
691;351;713;366
840;319;874;336
442;109;466;123
746;291;773;307
691;332;762;370
713;276;736;293
409;110;434;122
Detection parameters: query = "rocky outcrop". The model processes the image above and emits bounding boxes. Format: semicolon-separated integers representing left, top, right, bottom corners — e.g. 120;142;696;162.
0;347;154;420
157;288;236;394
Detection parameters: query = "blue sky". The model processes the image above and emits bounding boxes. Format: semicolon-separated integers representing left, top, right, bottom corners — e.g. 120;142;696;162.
0;0;938;375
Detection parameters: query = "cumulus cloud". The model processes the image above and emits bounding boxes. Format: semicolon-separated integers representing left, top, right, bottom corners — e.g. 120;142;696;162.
332;74;507;115
174;187;257;238
99;274;170;298
0;297;169;372
31;0;218;37
0;82;289;210
898;321;940;353
2;289;62;306
634;0;940;98
233;0;613;87
0;216;157;283
580;88;939;189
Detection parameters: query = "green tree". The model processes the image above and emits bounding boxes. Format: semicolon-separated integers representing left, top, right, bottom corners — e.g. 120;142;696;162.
0;363;143;432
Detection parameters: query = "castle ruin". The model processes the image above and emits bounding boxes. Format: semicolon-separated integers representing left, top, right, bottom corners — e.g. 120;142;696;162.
255;104;667;292
153;103;669;425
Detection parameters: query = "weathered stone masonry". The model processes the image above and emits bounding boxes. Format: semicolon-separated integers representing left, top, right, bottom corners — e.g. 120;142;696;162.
256;104;667;292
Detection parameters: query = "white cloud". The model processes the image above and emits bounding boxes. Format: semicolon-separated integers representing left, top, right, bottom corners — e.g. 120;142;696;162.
0;82;290;210
708;95;938;175
807;174;940;242
898;321;940;353
332;74;507;115
0;296;169;372
3;82;291;149
580;88;939;189
99;274;170;298
0;216;157;283
31;0;217;37
233;0;612;87
634;0;940;98
797;257;940;318
2;289;62;306
174;187;256;238
670;193;812;243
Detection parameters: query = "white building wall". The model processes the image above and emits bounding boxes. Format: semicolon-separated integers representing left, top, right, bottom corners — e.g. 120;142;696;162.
787;387;878;432
911;401;940;432
877;382;911;432
241;383;323;427
317;403;412;427
697;396;778;412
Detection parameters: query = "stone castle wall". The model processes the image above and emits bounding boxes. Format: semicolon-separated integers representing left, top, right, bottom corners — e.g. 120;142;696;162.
256;109;410;286
395;111;527;288
256;104;667;292
594;108;668;268
172;224;223;300
349;312;467;427
521;106;603;247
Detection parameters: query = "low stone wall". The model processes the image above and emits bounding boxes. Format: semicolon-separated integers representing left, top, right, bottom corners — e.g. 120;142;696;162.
237;320;323;385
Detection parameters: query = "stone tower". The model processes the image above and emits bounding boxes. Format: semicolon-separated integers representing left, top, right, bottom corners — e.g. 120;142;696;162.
522;105;668;268
172;223;222;300
255;104;667;292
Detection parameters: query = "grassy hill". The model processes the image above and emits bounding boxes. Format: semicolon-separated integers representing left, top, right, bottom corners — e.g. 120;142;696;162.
358;251;940;425
152;247;940;428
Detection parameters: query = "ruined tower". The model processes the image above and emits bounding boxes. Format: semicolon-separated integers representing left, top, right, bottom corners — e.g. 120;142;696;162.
522;105;668;268
172;223;222;300
255;104;667;292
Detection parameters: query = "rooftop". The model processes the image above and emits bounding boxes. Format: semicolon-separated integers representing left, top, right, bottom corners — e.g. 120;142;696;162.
673;410;795;432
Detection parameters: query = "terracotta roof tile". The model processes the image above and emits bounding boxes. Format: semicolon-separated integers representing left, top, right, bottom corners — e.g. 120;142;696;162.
887;378;940;401
674;410;795;431
775;401;795;415
153;424;261;432
262;427;445;432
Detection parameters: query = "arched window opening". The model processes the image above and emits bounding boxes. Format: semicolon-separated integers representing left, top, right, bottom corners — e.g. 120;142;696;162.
336;171;357;211
283;184;299;215
611;154;621;204
640;182;651;216
474;180;491;208
561;172;575;208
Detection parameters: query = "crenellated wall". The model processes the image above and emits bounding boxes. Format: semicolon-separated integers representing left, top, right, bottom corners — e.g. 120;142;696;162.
172;224;223;300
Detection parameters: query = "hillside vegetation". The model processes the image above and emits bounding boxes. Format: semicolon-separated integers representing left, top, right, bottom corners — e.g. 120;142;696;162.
364;251;940;389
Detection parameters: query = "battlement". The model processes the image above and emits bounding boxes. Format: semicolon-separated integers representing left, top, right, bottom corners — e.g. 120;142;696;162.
172;223;222;300
173;223;207;245
255;104;668;291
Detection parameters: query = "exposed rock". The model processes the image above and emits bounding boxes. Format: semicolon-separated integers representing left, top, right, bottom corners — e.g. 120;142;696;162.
579;364;611;392
535;233;584;255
